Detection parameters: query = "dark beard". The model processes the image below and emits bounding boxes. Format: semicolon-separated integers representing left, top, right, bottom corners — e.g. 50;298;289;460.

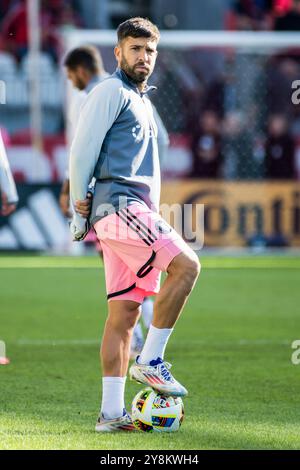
120;57;150;85
76;78;87;91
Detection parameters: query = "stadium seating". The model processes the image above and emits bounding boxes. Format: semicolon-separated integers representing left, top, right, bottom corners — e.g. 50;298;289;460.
0;51;17;77
0;51;63;132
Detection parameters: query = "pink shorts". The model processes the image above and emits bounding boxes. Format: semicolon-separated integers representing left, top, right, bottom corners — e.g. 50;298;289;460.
93;203;189;304
84;227;102;253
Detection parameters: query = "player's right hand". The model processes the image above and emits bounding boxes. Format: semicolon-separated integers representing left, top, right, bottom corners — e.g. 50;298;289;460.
75;192;92;218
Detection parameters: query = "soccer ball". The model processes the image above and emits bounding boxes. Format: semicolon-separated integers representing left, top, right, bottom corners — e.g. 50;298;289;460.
131;387;184;432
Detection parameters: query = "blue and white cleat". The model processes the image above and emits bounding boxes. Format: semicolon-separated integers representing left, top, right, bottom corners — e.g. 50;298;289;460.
129;356;188;397
95;409;137;432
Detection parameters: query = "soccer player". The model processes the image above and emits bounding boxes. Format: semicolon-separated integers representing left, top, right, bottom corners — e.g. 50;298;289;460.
69;17;200;432
0;129;18;216
61;45;166;357
0;124;17;368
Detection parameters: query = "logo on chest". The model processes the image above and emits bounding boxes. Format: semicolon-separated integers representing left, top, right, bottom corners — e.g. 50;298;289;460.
132;124;155;142
132;124;144;141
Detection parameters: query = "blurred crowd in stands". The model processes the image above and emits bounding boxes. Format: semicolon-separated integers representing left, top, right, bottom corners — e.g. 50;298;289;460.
0;0;82;62
2;1;300;60
228;0;300;31
187;53;300;180
1;0;300;181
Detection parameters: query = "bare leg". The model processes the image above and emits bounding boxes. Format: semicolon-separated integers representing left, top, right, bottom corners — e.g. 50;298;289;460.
153;250;200;329
130;250;200;394
101;300;141;377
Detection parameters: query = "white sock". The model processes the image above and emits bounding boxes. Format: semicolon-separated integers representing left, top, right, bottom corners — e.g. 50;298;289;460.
141;297;154;330
139;324;173;365
101;376;126;420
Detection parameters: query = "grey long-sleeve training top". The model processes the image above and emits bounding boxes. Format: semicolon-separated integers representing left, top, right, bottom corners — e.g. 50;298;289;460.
69;68;163;240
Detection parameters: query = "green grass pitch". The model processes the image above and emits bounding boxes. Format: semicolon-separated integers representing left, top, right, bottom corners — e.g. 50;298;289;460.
0;255;299;450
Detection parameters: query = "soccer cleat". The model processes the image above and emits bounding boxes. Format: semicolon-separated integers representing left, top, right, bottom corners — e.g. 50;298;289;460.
95;409;137;432
129;356;188;397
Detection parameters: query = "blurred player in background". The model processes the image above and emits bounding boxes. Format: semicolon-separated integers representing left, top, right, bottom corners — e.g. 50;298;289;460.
61;45;167;358
0;129;18;217
69;17;200;432
0;128;18;366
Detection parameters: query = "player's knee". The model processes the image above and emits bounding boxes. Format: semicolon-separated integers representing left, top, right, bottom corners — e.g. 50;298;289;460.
185;251;201;277
169;250;201;285
113;305;140;335
123;310;139;333
183;263;200;295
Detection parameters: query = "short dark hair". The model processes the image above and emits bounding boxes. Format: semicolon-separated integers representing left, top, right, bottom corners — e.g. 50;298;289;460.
117;17;160;44
63;45;103;74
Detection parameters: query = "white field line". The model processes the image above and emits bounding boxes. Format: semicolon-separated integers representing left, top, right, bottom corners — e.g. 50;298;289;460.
13;338;291;347
16;339;100;346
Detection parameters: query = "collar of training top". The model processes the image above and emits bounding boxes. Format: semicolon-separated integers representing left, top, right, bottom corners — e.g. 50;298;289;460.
115;67;157;96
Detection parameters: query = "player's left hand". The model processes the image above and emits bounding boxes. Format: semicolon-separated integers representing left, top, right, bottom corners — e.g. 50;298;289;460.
75;192;92;218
